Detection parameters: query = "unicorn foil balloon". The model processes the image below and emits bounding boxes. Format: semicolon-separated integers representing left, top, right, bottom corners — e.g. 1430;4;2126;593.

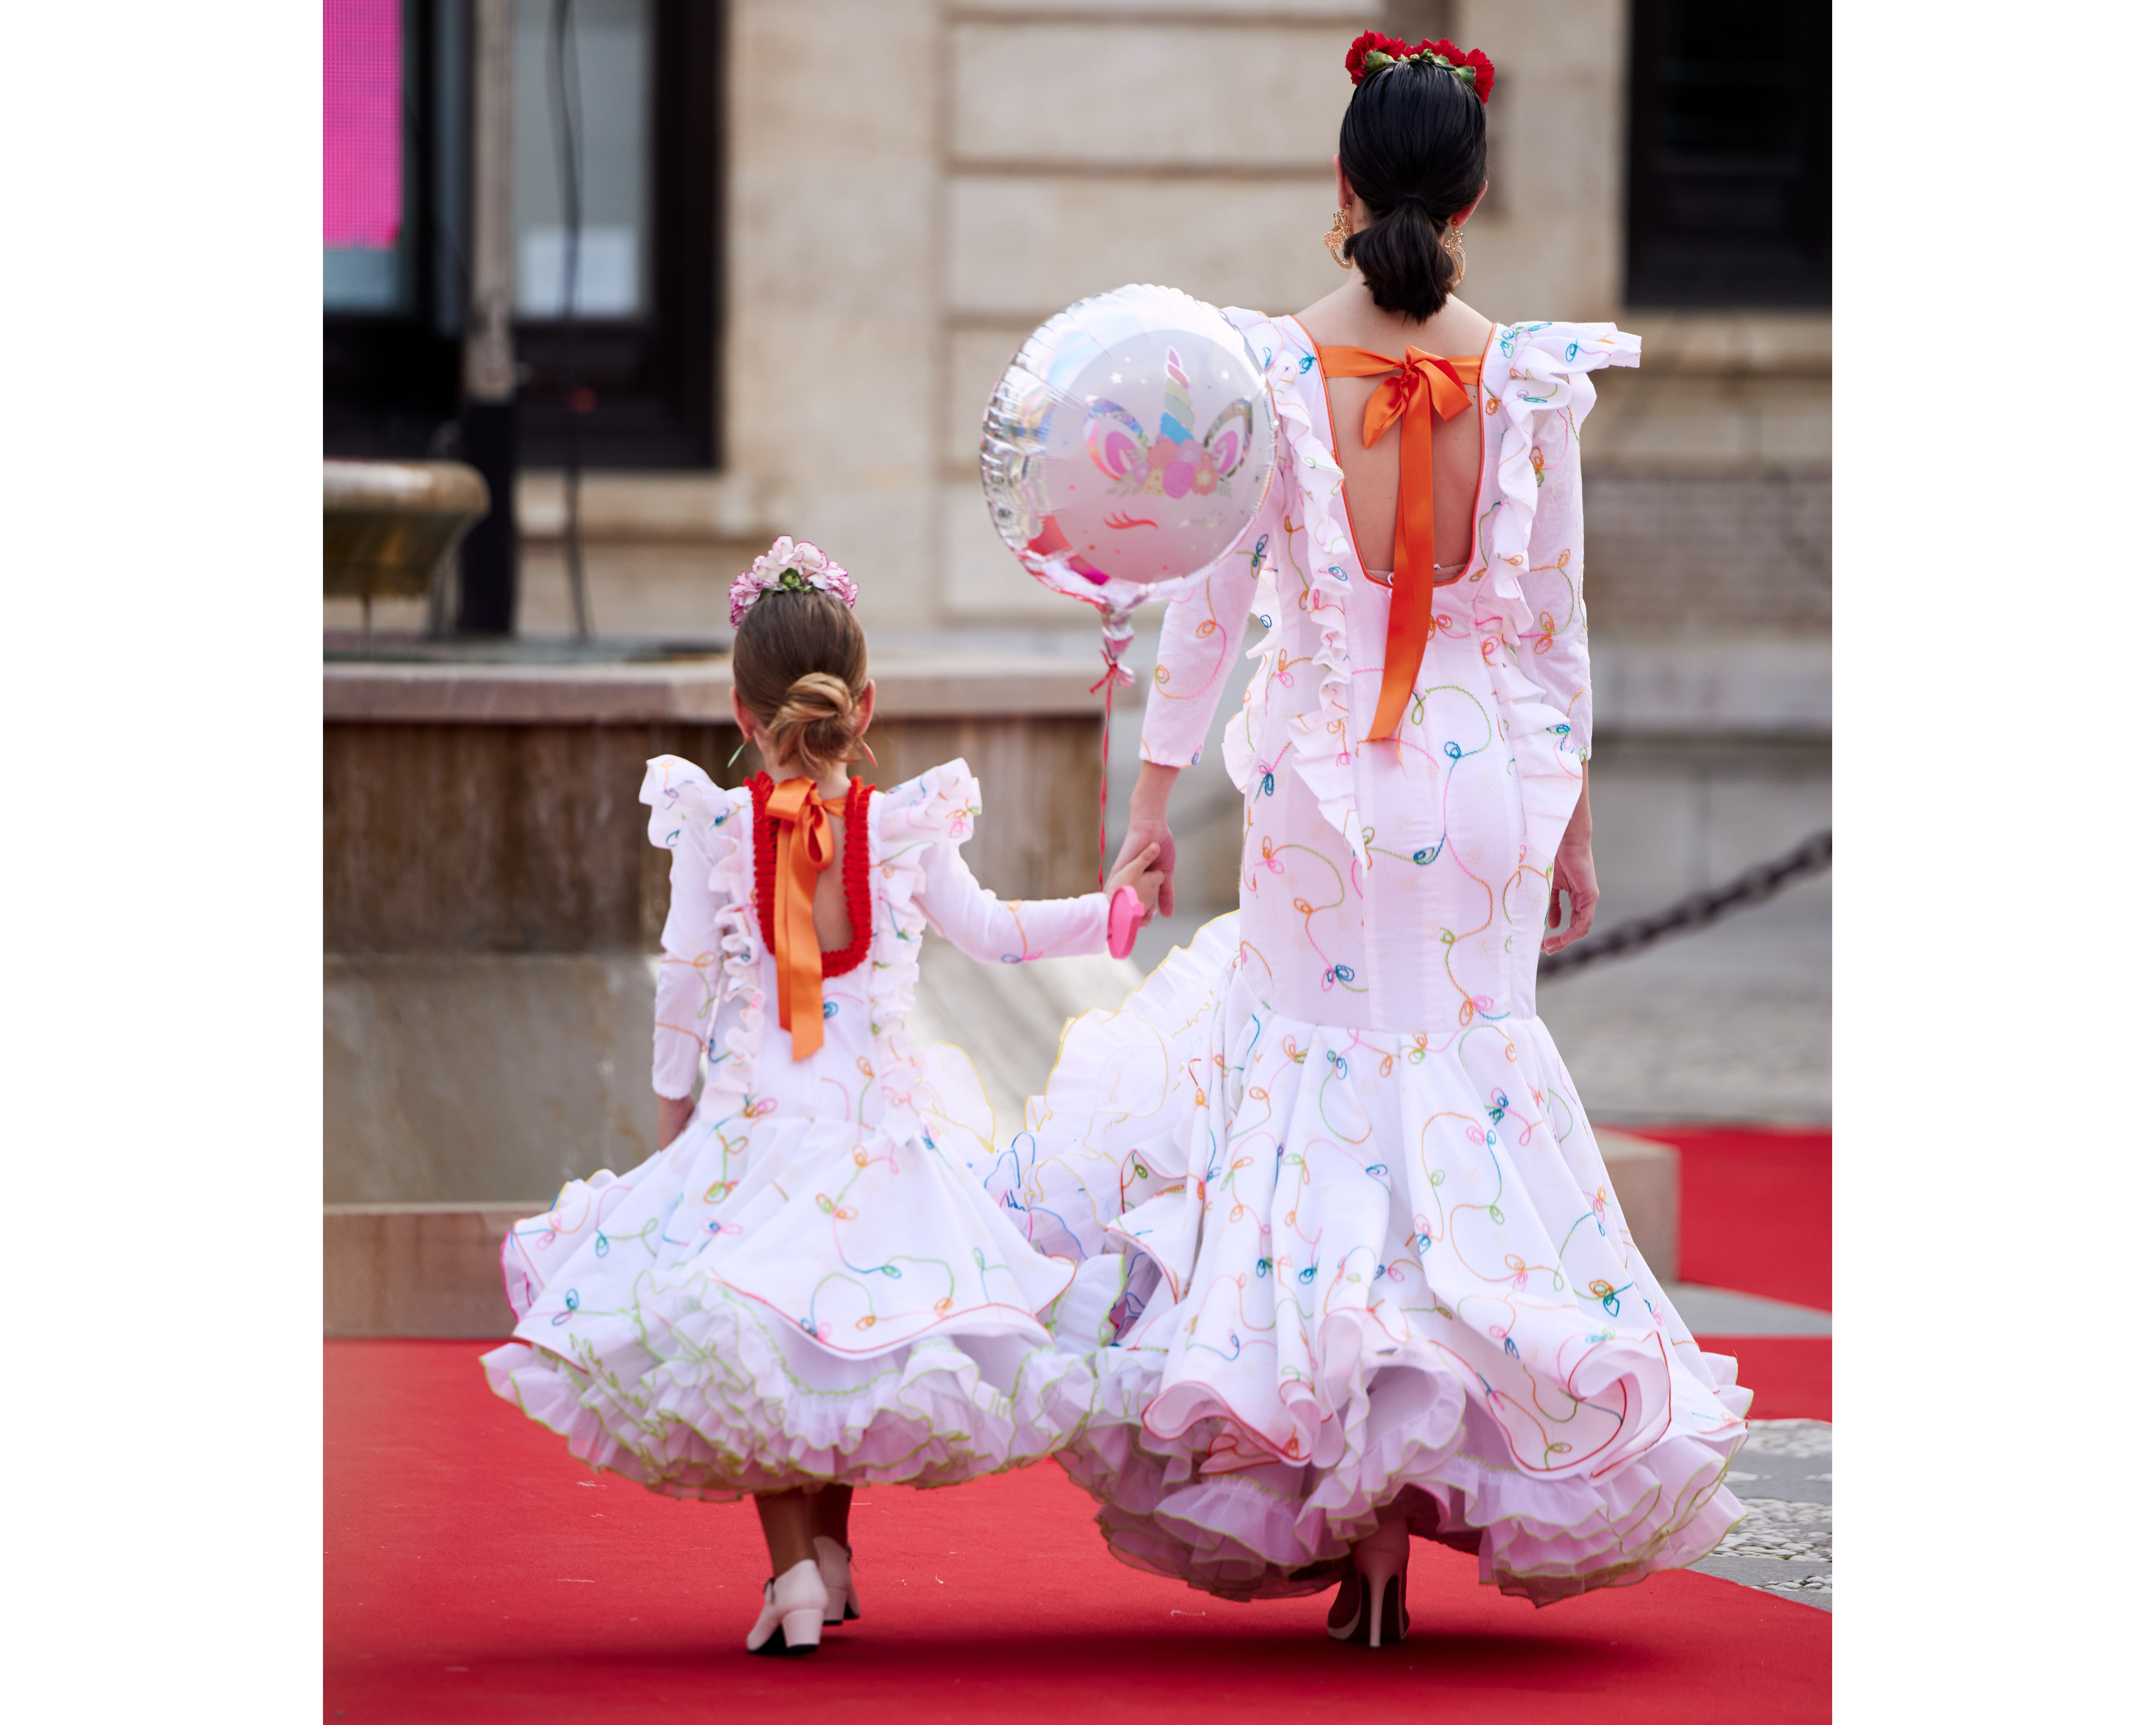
981;283;1278;670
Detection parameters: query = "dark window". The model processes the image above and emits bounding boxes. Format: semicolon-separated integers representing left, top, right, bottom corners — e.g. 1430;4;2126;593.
324;0;462;456
1625;0;1830;307
323;0;720;467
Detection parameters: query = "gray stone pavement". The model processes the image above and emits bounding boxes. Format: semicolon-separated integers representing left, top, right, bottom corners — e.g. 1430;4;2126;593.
1668;1284;1830;1336
1695;1419;1833;1612
1536;876;1830;1125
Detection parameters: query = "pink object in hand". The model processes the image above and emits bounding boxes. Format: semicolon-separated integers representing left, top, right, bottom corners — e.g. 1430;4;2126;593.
1107;886;1144;960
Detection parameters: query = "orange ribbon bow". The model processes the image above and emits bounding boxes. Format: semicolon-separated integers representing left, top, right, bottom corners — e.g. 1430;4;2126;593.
765;777;849;1062
1316;343;1482;743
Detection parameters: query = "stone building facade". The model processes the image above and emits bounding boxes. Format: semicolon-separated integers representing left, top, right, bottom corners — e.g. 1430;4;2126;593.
335;0;1830;916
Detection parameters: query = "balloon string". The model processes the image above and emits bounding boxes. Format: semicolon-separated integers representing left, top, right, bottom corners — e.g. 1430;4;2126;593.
1087;646;1134;891
1100;678;1111;890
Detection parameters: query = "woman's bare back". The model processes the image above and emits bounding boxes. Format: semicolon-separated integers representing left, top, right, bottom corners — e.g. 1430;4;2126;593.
1291;282;1496;575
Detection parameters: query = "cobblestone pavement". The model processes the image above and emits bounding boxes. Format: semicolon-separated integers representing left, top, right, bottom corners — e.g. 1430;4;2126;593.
1695;1419;1832;1612
1536;881;1830;1124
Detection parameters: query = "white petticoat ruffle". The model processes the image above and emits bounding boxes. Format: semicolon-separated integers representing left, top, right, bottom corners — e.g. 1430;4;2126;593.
484;1103;1102;1499
992;915;1752;1605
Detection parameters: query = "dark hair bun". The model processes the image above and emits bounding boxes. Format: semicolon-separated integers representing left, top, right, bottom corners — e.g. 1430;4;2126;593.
1339;59;1487;322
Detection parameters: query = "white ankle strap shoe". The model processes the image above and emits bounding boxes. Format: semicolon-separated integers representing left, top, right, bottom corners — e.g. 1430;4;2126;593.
746;1558;828;1656
812;1534;861;1625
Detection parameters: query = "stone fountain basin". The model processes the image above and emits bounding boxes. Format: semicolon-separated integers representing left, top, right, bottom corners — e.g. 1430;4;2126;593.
324;459;490;601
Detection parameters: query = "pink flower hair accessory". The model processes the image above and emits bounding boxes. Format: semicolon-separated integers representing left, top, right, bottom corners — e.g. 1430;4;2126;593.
728;535;860;627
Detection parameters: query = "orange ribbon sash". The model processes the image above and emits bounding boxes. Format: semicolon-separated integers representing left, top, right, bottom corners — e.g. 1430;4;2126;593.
1316;343;1482;743
765;777;849;1062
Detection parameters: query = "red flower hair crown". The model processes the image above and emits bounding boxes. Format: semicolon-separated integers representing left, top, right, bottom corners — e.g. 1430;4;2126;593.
1344;30;1494;104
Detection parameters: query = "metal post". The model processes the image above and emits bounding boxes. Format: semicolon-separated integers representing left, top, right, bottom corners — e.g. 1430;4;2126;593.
458;0;517;636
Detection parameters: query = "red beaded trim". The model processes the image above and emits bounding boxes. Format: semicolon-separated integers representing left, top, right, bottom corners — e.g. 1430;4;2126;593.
749;771;874;979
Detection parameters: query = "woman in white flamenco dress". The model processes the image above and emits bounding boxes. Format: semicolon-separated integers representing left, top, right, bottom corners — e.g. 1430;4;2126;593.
988;34;1751;1640
482;549;1156;1655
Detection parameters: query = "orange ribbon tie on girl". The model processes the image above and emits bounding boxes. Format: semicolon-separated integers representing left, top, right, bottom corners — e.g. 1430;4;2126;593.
1316;343;1481;743
765;776;843;1061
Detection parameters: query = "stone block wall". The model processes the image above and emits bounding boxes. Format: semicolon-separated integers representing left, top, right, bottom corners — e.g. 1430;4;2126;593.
326;711;1104;955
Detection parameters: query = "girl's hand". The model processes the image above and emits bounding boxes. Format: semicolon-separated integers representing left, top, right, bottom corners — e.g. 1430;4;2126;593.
1543;837;1599;954
657;1092;695;1148
1107;841;1163;910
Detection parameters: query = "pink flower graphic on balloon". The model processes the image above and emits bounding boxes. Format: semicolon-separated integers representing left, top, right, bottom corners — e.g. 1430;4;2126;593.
1086;391;1254;502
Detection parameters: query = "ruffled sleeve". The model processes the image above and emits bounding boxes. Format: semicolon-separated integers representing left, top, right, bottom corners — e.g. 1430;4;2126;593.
876;759;1109;963
639;756;748;1100
1139;310;1291;772
1476;322;1641;763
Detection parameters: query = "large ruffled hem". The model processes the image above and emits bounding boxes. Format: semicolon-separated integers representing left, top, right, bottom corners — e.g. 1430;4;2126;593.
481;1277;1115;1500
1052;1305;1745;1605
994;913;1751;1604
493;1054;1098;1494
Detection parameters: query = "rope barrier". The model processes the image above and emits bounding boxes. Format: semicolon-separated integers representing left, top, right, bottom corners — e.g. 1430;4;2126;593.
1540;829;1832;980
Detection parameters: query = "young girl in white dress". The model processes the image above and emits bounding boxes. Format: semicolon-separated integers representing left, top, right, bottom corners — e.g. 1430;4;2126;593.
992;33;1751;1644
482;538;1159;1657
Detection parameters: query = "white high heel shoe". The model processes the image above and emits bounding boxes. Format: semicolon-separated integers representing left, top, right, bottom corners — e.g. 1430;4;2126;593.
812;1534;861;1625
1326;1521;1410;1648
746;1558;829;1656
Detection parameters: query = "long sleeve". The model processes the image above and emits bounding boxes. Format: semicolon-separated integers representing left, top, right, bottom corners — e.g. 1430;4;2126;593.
1514;404;1595;760
915;838;1109;963
1138;449;1284;768
652;837;722;1099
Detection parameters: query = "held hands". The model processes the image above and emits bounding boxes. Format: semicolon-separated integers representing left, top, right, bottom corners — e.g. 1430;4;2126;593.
1113;763;1183;922
1107;841;1168;918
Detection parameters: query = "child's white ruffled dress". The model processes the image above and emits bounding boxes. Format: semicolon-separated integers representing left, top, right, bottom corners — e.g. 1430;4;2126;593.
990;315;1753;1605
483;756;1119;1499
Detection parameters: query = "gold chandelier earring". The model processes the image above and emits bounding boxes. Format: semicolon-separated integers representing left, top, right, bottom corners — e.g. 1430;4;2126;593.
1440;218;1467;284
1324;207;1355;269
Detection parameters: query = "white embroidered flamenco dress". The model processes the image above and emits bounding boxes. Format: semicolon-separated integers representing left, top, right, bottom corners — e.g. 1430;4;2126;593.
990;315;1752;1604
483;756;1122;1498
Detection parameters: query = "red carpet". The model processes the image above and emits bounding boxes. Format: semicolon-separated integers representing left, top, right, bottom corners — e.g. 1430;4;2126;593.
1627;1126;1831;1422
1693;1337;1830;1421
1636;1126;1832;1309
327;1341;1828;1723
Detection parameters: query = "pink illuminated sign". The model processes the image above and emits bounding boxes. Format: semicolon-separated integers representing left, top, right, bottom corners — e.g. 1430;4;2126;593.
323;0;402;249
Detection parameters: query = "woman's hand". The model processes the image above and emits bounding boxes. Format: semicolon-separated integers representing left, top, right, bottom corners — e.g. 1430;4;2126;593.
1542;771;1598;955
1543;837;1600;953
657;1092;695;1149
1114;762;1182;921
